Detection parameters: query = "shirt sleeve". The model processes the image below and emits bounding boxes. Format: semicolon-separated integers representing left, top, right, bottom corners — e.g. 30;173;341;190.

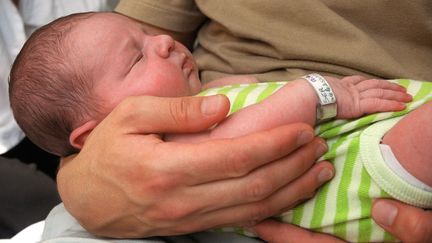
115;0;206;33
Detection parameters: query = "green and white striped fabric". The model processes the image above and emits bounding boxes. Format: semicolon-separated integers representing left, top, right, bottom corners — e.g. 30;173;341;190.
200;79;432;242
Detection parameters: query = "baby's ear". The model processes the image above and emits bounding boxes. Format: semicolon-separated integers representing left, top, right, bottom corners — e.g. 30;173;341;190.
69;120;98;150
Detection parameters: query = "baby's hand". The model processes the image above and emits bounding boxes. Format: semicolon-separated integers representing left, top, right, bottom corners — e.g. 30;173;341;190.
325;75;412;119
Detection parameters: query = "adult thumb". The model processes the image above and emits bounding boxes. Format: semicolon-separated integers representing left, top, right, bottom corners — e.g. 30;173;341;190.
109;95;230;134
372;199;432;243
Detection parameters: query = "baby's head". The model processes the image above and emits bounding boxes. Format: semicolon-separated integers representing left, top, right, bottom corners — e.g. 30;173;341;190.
9;12;201;156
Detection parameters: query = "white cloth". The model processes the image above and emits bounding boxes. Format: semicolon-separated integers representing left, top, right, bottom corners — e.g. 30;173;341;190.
0;221;44;242
0;0;26;154
19;0;114;35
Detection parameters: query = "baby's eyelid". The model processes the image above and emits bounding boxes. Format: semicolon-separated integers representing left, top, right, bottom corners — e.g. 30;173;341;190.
134;52;144;64
128;52;144;73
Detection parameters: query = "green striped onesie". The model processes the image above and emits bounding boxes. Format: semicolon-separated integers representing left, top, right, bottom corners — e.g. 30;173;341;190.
200;79;432;242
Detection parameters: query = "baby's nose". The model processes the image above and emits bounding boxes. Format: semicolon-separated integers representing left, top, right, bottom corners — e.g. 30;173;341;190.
152;34;175;58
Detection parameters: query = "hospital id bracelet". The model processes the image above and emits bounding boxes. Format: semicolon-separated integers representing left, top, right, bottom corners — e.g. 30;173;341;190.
302;73;337;123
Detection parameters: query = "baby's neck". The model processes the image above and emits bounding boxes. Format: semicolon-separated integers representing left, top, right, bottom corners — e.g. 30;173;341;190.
382;101;432;187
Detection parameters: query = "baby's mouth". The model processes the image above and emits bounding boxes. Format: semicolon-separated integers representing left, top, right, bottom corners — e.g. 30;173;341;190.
182;55;194;79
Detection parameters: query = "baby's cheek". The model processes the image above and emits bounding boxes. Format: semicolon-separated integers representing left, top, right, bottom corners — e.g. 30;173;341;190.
157;79;191;97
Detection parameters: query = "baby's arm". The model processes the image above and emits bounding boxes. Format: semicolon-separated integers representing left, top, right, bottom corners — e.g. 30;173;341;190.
168;75;411;142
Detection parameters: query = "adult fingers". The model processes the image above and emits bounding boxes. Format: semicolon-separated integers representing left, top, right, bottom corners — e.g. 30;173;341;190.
372;199;432;243
105;124;318;222
183;138;328;212
189;161;334;231
252;219;345;243
109;95;231;134
154;123;316;184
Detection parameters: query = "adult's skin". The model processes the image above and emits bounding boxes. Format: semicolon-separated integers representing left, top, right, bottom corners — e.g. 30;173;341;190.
253;200;432;242
57;95;333;237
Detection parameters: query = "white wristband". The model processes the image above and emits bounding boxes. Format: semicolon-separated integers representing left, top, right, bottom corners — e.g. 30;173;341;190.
302;73;337;122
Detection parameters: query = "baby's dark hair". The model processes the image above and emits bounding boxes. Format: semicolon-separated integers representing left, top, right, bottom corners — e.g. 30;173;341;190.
9;12;104;156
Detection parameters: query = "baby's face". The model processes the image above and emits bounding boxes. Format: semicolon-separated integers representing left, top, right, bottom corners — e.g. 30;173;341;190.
71;13;201;113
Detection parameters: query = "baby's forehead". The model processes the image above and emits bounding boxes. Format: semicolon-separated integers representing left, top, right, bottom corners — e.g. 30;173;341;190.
70;12;138;47
66;12;141;83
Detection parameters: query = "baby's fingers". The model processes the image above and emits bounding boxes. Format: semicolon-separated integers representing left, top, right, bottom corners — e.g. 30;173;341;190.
360;98;407;114
360;89;412;103
356;79;407;92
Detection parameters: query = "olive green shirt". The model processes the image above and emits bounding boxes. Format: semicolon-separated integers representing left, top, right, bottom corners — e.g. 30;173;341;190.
116;0;432;83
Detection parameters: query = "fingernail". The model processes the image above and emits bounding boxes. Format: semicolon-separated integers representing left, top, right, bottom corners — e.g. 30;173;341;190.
201;95;223;115
372;201;398;227
318;168;333;184
316;142;328;158
297;130;314;146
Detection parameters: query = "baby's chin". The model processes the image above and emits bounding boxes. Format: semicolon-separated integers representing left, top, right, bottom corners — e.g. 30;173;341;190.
189;81;202;95
189;72;202;94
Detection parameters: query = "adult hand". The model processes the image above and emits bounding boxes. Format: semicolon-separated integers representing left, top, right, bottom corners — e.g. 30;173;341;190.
57;95;333;238
253;220;345;243
372;199;432;243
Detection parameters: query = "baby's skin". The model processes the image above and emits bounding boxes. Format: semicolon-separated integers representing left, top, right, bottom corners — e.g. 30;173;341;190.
383;100;432;187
